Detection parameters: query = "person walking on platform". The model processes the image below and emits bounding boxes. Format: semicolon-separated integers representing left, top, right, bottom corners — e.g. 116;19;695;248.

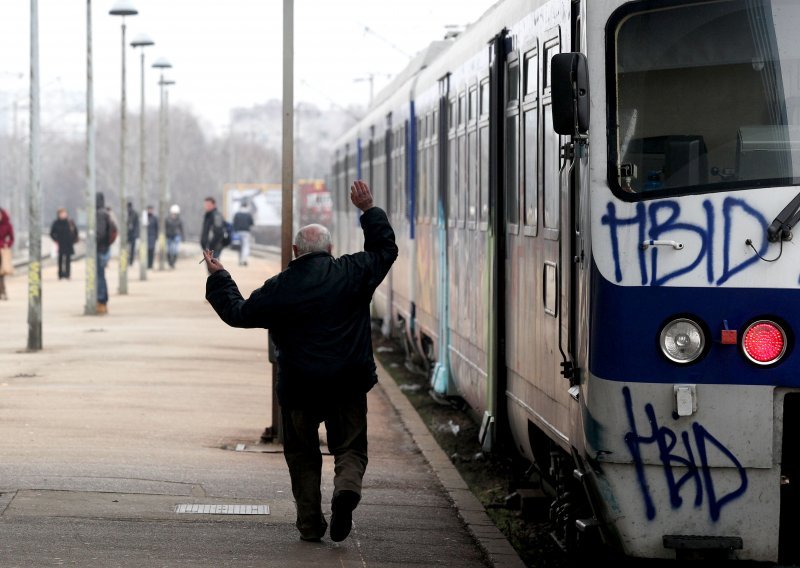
0;207;14;300
146;206;159;269
95;193;117;314
50;207;78;280
203;180;397;543
232;202;254;266
165;204;184;269
127;201;139;267
200;197;225;259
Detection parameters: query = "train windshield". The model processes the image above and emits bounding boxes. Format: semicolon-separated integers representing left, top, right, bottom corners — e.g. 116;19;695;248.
609;0;800;195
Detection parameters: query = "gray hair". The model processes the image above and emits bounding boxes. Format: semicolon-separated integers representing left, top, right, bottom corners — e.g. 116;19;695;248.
293;224;331;256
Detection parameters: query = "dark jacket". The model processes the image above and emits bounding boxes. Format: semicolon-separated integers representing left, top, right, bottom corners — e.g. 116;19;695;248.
201;208;224;251
233;211;254;232
166;215;184;239
205;207;398;409
127;207;140;240
147;213;159;247
96;194;116;254
50;218;77;255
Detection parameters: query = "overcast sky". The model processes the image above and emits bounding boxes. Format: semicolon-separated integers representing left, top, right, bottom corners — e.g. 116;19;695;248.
0;0;498;134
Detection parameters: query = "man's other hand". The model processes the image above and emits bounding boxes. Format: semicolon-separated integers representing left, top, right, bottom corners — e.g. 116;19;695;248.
203;249;224;275
350;180;374;212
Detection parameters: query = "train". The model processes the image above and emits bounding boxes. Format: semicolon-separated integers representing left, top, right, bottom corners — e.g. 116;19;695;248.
328;0;800;563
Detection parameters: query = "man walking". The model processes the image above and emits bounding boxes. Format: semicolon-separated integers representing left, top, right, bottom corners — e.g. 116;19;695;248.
232;202;254;266
127;202;139;267
200;197;225;259
96;193;117;314
146;205;159;269
203;180;397;543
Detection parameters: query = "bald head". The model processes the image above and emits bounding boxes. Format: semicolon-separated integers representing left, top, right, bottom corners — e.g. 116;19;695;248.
293;224;332;258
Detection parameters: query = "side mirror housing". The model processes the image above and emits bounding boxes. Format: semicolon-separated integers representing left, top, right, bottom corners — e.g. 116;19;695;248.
551;52;589;136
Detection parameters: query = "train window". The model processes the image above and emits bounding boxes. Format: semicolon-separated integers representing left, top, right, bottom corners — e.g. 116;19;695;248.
543;108;560;230
524;49;538;98
468;129;478;225
479;125;489;228
458;130;467;225
507;62;519;105
448;135;457;225
432;109;438;137
543;43;557;90
430;142;438;224
523;109;538;233
610;0;800;196
480;80;490;117
506;115;520;229
459;93;466;126
469;87;477;122
449;99;456;133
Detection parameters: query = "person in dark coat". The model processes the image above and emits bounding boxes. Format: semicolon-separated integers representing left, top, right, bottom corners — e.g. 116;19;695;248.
200;197;225;259
127;201;139;267
146;205;159;269
203;180;397;543
50;207;78;280
95;192;117;314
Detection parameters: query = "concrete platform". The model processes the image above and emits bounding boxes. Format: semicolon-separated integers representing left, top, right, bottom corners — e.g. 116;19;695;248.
0;249;526;567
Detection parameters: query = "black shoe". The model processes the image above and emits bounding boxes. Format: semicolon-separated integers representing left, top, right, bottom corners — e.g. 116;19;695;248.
330;490;359;542
299;534;322;542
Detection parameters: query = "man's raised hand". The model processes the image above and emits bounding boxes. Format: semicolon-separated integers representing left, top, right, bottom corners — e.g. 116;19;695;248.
350;180;374;212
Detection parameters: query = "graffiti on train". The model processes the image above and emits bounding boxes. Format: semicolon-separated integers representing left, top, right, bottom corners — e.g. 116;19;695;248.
622;387;748;522
601;197;769;286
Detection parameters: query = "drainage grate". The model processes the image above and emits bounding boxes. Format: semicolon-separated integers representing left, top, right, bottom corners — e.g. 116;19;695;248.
175;504;269;515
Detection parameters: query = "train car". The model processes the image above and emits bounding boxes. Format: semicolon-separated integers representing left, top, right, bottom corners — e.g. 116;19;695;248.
330;0;800;563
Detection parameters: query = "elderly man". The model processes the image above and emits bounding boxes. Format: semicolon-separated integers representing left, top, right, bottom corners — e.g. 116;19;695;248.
203;180;397;543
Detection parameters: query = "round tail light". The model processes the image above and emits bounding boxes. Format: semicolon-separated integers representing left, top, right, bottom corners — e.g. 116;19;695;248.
660;318;705;363
742;320;787;365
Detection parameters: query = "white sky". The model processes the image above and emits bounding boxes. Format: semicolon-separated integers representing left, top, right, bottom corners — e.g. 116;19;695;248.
0;0;498;134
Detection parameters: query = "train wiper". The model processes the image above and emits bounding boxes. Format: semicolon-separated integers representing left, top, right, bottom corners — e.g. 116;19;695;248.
767;190;800;242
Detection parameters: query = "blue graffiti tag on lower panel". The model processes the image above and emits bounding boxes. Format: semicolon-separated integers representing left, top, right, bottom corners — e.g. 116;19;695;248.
622;387;747;522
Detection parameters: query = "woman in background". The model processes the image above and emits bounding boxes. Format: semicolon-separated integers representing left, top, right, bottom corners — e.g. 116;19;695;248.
0;208;14;300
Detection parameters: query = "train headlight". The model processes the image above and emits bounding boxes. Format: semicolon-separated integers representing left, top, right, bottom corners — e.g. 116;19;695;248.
660;318;705;364
742;320;787;365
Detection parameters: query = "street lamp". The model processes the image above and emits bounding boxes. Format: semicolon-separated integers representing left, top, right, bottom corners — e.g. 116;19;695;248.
131;31;153;281
152;56;172;271
109;0;138;295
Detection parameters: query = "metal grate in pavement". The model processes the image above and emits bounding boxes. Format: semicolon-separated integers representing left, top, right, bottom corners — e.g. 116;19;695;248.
174;504;269;515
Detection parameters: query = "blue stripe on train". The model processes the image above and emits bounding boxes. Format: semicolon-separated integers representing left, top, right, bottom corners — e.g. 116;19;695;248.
589;262;800;386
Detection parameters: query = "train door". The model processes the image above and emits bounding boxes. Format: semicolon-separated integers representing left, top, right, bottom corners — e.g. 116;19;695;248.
488;7;574;457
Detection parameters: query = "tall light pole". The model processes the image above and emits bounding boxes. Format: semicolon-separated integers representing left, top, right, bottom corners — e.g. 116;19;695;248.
109;0;138;295
152;56;172;271
85;0;97;315
131;32;153;281
27;0;42;351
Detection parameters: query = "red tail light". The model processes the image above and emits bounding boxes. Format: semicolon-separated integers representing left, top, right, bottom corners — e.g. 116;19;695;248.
742;320;787;365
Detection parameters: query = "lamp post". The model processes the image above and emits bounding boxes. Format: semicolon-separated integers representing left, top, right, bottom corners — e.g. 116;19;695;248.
131;32;153;281
85;0;97;315
152;56;172;271
27;0;42;351
109;0;137;295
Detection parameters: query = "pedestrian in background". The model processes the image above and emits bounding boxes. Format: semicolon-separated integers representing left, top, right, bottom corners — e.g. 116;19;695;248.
127;201;139;267
203;180;397;543
95;193;117;314
50;207;78;280
165;204;184;269
232;202;254;266
200;197;225;259
146;205;158;269
0;207;14;300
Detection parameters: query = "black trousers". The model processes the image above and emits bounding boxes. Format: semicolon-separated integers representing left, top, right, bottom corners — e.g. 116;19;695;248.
281;392;368;539
58;252;71;279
